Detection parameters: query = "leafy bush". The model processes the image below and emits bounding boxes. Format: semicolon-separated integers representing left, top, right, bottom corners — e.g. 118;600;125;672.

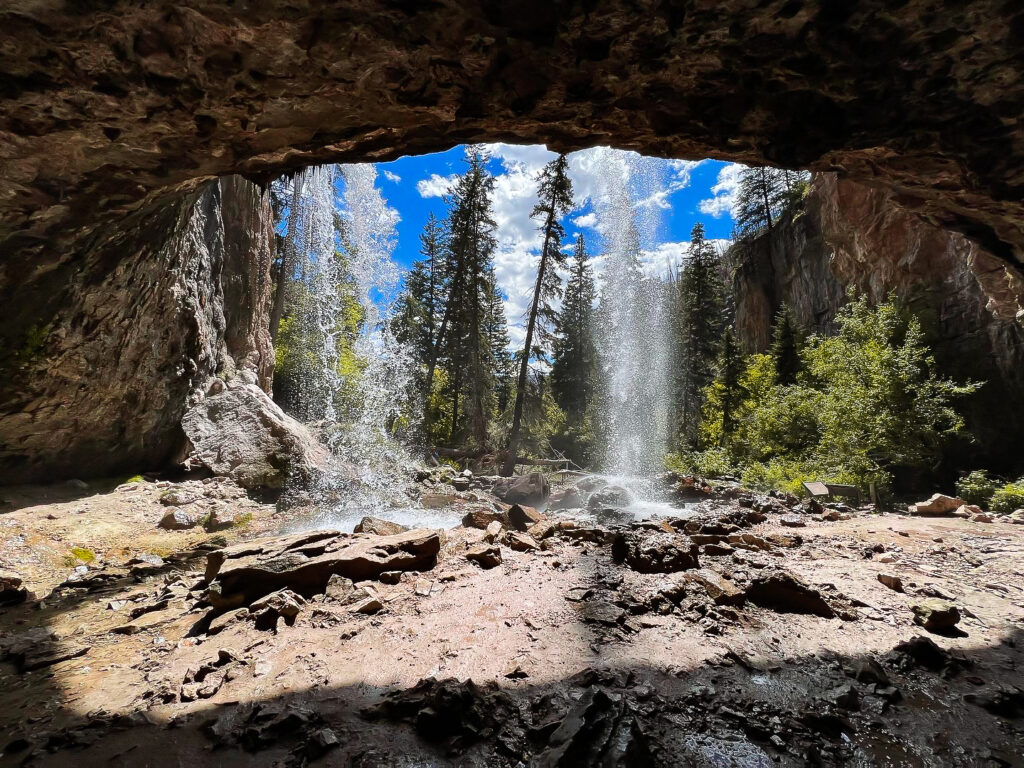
693;296;978;495
955;470;999;507
991;479;1024;514
665;448;738;479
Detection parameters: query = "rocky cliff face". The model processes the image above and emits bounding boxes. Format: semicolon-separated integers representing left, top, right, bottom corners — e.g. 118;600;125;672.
0;176;274;485
734;174;1024;472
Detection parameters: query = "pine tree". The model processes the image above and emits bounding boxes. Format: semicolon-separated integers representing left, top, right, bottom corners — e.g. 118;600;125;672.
734;166;788;237
482;267;513;415
502;154;574;475
551;233;597;423
716;327;746;447
770;304;803;385
675;221;727;448
425;147;500;448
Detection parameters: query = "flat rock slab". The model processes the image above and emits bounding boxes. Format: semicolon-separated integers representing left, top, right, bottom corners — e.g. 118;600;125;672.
204;529;440;606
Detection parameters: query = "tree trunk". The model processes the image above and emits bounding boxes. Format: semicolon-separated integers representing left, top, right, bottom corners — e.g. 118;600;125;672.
501;211;555;476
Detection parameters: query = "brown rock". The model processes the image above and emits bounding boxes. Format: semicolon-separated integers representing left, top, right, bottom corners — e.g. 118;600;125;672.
484;520;503;542
611;530;700;574
0;568;28;606
421;492;457;509
462;506;507;529
507;504;543;532
204;529;440;607
354;516;409;536
912;599;961;632
505;532;541;552
159;508;202;530
465;543;502;569
743;571;836;618
685;569;746;606
908;494;966;517
877;573;904;592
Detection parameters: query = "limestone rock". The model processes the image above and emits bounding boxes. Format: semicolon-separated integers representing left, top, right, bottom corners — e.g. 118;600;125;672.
492;473;550;507
912;599;961;632
159;508;202;530
182;381;330;490
908;494;965;517
204;529;440;607
465;544;502;569
354;516;408;536
611;530;700;574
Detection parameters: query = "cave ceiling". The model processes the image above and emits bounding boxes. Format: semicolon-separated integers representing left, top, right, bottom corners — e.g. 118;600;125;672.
1;0;1022;278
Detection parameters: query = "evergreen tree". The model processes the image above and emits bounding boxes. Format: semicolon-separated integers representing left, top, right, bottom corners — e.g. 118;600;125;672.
770;304;803;385
502;155;574;475
734;166;788;237
551;233;597;423
425;147;500;448
716;327;746;447
482;267;513;415
674;221;727;448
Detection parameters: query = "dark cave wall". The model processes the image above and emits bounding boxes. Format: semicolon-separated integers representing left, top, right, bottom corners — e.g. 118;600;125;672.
0;176;274;485
733;174;1024;473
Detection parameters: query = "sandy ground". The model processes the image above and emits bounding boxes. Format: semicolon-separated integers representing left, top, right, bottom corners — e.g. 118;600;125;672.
0;478;1022;766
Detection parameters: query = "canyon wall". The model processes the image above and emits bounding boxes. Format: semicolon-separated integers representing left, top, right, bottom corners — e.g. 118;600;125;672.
0;176;274;485
734;174;1024;472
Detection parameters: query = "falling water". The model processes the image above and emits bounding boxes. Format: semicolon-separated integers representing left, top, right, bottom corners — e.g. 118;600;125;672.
589;148;675;476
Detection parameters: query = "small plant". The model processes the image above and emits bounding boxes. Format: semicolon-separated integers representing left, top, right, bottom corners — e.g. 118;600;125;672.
991;478;1024;514
124;474;146;484
63;546;96;566
233;511;254;527
955;470;999;507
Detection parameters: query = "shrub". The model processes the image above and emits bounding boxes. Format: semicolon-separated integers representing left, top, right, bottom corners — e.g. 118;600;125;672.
991;479;1024;514
955;470;999;507
665;448;738;479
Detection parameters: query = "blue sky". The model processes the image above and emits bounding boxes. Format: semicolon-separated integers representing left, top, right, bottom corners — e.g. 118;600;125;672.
363;144;744;348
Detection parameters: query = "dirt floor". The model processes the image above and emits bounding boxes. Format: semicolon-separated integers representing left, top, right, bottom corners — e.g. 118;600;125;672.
0;475;1022;767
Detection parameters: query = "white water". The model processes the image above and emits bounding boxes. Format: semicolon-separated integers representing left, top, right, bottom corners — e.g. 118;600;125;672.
590;148;676;477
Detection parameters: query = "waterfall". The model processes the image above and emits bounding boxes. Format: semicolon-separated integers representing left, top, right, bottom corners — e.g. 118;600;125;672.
278;163;418;523
589;148;675;475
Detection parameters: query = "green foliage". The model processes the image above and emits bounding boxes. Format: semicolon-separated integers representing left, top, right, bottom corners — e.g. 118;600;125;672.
124;474;145;484
63;546;96;566
955;470;1000;507
665;448;738;479
695;296;978;492
991;479;1024;514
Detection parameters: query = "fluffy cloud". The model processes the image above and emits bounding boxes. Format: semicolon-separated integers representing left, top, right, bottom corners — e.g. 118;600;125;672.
416;173;457;198
698;162;745;218
382;170;401;183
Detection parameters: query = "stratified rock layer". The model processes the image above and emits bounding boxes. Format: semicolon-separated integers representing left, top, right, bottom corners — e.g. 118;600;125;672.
0;176;273;484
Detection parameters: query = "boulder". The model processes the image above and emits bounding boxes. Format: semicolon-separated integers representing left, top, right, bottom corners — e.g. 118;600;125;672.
743;571;836;618
535;687;652;767
203;529;440;608
484;520;503;543
421;492;457;509
611;530;700;574
575;476;608;493
159;508;202;530
181;382;330;490
587;485;630;511
548;487;583;510
462;506;508;530
684;568;745;606
908;493;966;517
205;507;239;531
161;488;203;506
780;515;806;528
1009;509;1024;525
249;588;305;629
492;472;550;506
505;532;541;552
953;504;984;518
354;516;409;536
507;504;543;531
912;599;961;632
877;573;904;592
465;543;502;569
0;568;28;606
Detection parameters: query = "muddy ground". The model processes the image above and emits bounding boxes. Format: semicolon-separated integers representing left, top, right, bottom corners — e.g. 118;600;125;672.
0;475;1022;767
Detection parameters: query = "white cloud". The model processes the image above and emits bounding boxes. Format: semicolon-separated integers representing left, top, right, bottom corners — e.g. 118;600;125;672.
416;173;457;198
698;162;745;218
382;170;401;183
572;212;597;229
